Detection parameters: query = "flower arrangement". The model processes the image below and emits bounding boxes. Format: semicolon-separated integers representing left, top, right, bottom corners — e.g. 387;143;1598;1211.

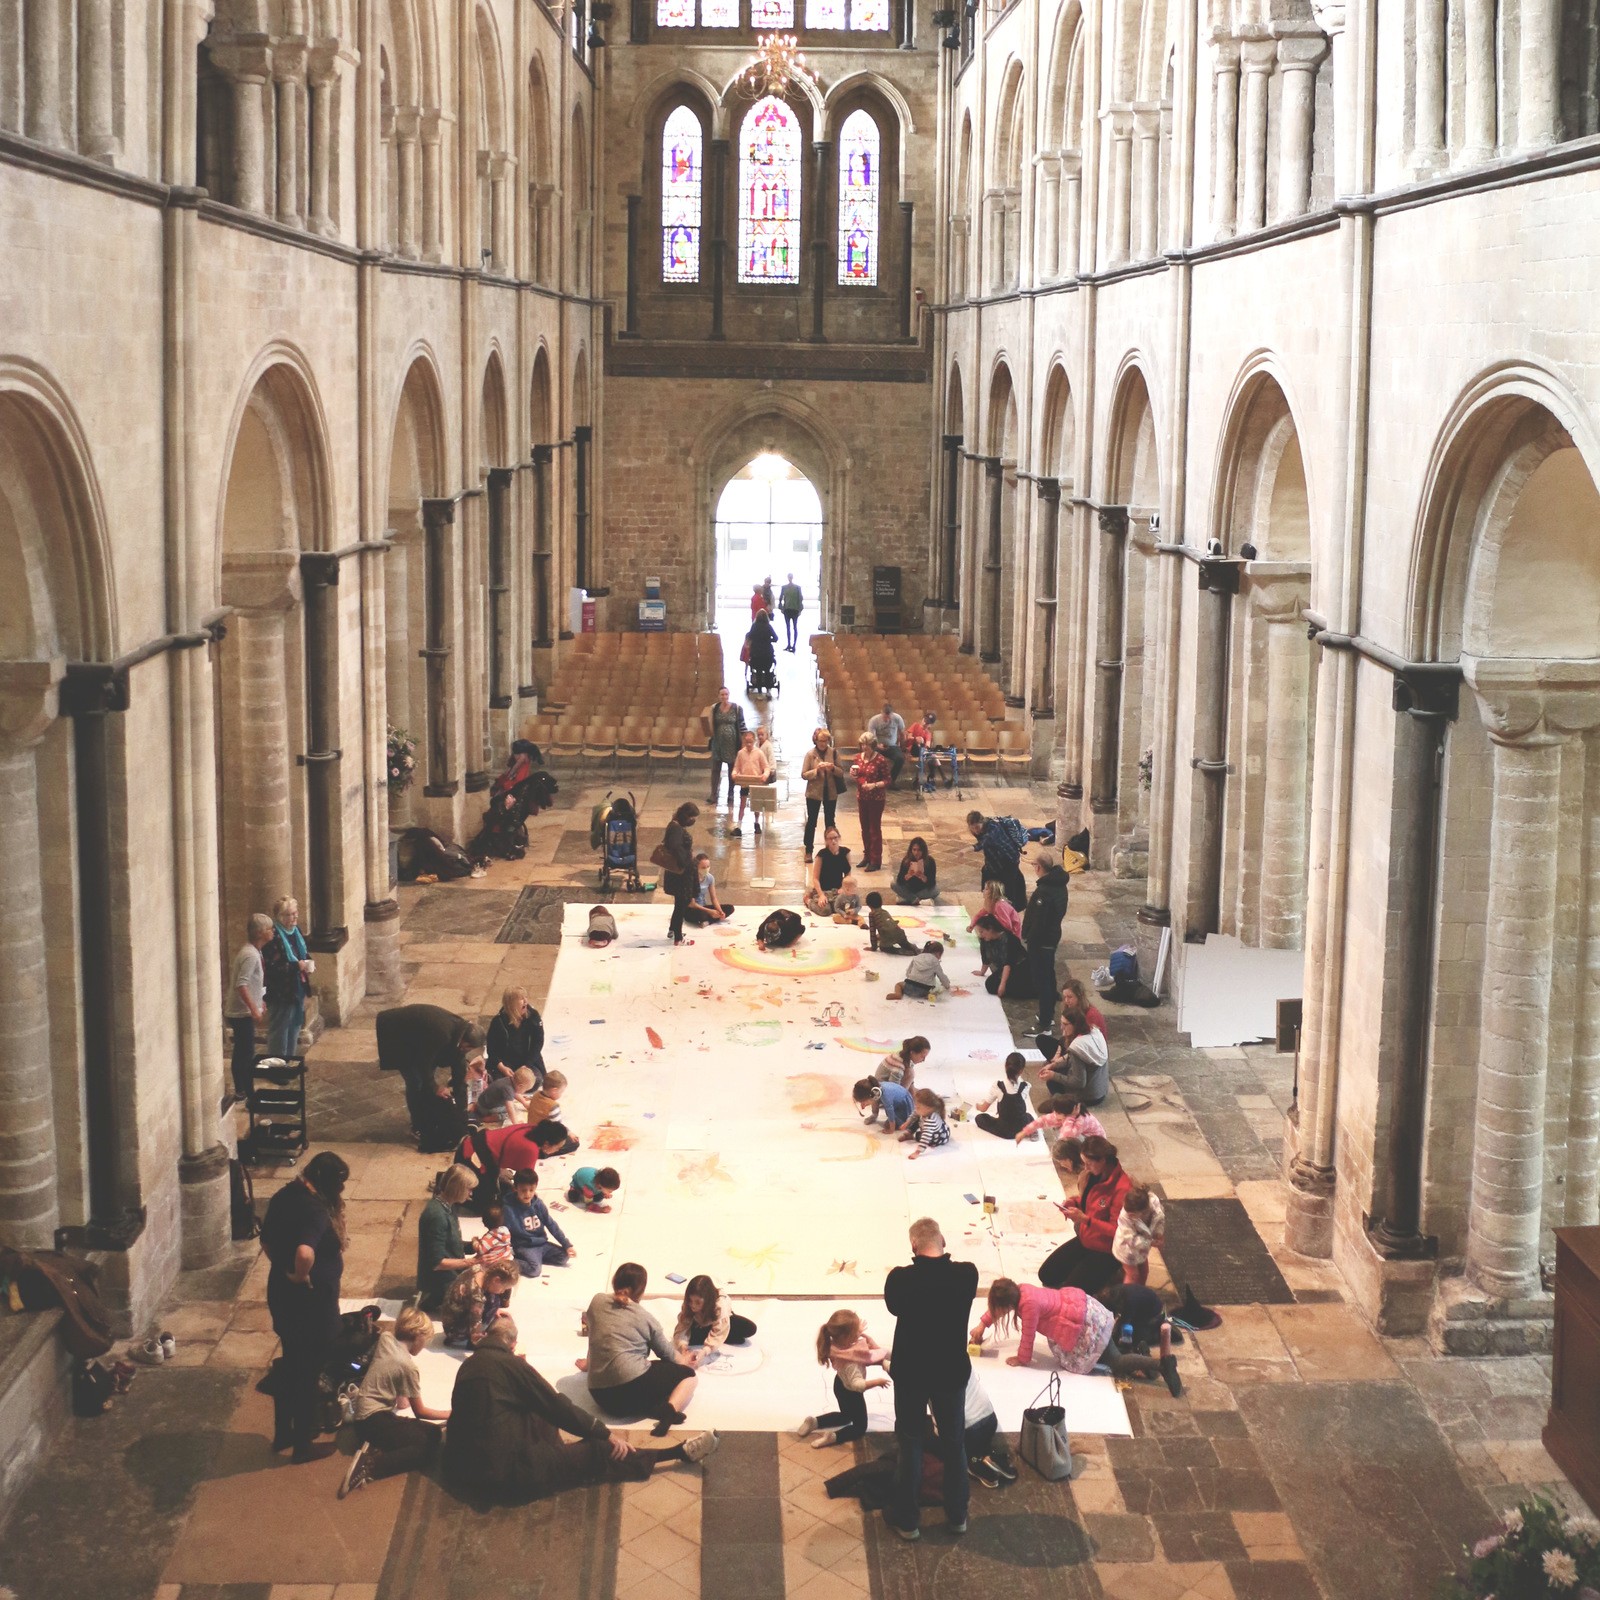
1443;1498;1600;1598
387;726;417;796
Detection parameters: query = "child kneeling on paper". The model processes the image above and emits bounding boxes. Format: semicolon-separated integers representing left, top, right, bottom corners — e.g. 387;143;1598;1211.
900;1089;951;1158
853;1076;915;1131
888;941;950;1001
795;1309;890;1449
568;1165;621;1213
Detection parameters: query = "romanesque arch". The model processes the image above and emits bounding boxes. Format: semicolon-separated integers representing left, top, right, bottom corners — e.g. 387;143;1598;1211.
1040;1;1086;278
1033;362;1075;714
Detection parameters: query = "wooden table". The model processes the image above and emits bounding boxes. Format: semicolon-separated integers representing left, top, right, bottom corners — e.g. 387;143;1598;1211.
1545;1225;1600;1514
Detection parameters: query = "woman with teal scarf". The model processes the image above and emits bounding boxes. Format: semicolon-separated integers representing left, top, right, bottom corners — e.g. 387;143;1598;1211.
263;895;312;1058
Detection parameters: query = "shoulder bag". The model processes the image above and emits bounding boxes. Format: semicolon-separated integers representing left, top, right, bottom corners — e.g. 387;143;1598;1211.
1018;1371;1075;1480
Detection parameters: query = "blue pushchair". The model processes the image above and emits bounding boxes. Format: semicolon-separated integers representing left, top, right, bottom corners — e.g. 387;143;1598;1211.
598;792;642;891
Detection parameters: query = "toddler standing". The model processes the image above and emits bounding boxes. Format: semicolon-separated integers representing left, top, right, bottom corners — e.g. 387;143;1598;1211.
795;1310;890;1449
1113;1185;1166;1286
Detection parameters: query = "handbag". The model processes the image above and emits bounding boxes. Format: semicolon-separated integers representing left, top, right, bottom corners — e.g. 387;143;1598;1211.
649;842;672;870
739;638;752;664
1018;1372;1075;1480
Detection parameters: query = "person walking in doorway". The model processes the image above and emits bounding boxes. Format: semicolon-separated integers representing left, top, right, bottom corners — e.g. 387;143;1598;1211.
778;573;804;651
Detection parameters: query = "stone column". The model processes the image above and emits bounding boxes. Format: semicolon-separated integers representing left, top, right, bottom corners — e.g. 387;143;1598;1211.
1461;0;1497;164
491;153;514;271
461;491;490;792
0;660;63;1248
1106;110;1133;265
531;447;553;648
307;47;337;235
297;553;344;948
1519;0;1561;149
1413;0;1446;170
1134;108;1160;259
1254;576;1311;947
23;0;62;145
1274;36;1326;220
982;459;1003;663
940;434;962;606
273;39;307;228
984;188;1006;290
1570;737;1600;1226
1211;35;1240;239
1060;152;1082;279
1089;508;1129;868
1310;2;1352;193
361;536;403;998
394;108;419;257
80;0;120;160
420;499;457;799
1462;661;1600;1297
1033;479;1061;714
1239;37;1275;230
949;213;969;299
220;47;272;215
1035;152;1061;279
420;111;442;261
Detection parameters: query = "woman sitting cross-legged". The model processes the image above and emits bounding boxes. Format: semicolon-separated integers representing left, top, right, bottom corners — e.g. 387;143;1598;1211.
892;837;938;905
683;853;734;925
582;1262;700;1436
972;1278;1180;1395
672;1276;757;1367
804;827;853;916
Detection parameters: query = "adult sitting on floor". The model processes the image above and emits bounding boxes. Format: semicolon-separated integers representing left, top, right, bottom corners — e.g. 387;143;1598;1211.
756;907;805;950
417;1164;479;1310
1037;1135;1132;1295
892;837;938;905
581;1262;700;1437
442;1315;719;1504
376;1003;488;1140
486;986;544;1084
966;811;1029;911
974;915;1035;1002
1037;979;1111;1106
804;826;853;915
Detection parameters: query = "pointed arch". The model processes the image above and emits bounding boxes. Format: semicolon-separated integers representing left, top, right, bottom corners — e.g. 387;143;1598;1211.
480;348;509;468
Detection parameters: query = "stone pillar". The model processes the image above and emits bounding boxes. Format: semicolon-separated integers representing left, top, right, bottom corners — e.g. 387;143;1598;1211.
1570;738;1600;1226
1089;508;1129;868
1106;110;1133;265
1239;37;1275;230
361;536;403;1000
273;40;307;228
1518;0;1561;149
307;49;336;235
491;153;513;271
940;434;962;606
1413;0;1446;170
461;492;491;792
395;109;419;257
1461;0;1497;164
1310;2;1352;193
1256;585;1312;946
1275;36;1326;220
984;188;1006;290
420;499;457;799
0;660;63;1248
1060;153;1082;279
981;459;1003;664
1462;662;1600;1297
1035;152;1061;279
949;213;969;300
531;447;553;648
1211;36;1240;239
23;0;62;145
297;553;344;948
80;0;120;160
1033;480;1061;714
420;111;442;261
224;51;271;215
1134;108;1160;259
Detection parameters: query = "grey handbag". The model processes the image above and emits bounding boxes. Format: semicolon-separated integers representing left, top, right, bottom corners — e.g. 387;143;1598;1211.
1018;1372;1074;1480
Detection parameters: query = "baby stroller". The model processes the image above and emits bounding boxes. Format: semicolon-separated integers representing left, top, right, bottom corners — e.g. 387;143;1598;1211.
597;791;642;891
744;630;780;698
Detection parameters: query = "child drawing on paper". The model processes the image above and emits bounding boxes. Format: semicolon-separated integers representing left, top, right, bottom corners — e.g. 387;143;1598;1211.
795;1310;889;1449
673;1275;757;1367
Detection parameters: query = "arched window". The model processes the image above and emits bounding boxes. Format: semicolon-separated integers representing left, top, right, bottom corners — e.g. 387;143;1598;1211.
657;0;736;23
804;0;888;25
738;97;801;283
837;109;880;285
752;0;795;25
661;105;703;283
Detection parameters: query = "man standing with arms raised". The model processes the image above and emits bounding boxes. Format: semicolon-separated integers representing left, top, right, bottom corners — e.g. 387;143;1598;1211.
883;1217;979;1540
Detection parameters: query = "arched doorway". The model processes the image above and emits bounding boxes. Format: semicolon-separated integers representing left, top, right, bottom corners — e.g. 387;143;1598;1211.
713;452;823;639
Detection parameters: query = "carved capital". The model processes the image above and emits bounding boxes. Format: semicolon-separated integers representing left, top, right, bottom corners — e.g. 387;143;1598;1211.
0;658;65;746
1464;657;1600;745
222;549;303;614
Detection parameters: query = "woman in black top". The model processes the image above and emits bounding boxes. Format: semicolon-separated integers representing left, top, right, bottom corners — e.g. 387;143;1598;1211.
975;915;1036;1000
261;1150;349;1461
803;827;852;916
660;803;699;945
892;837;938;905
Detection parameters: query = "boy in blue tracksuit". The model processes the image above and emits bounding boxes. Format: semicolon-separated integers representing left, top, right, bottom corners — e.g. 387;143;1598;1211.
500;1167;574;1278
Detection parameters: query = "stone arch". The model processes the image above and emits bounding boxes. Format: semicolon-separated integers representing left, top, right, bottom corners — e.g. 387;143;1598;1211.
629;65;730;138
1039;359;1076;480
688;391;853;632
824;71;917;182
975;361;1020;667
1042;1;1086;149
953;111;975;297
639;79;716;298
715;61;825;129
1205;369;1316;949
0;366;119;1249
480;347;510;468
526;55;553;280
1403;369;1600;1279
213;357;338;1047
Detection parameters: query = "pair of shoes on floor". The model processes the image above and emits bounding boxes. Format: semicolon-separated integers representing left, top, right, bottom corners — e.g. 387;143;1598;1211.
970;1452;1018;1489
137;1331;176;1365
338;1442;374;1498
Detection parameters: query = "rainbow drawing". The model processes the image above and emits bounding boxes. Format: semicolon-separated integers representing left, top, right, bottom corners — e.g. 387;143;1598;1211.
834;1035;899;1053
714;944;862;976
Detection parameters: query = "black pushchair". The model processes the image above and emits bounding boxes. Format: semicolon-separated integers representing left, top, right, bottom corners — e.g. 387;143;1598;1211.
745;618;780;697
596;791;642;891
470;739;557;860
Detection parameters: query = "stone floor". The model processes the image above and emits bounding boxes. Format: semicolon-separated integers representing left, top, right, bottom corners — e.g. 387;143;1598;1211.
0;620;1582;1600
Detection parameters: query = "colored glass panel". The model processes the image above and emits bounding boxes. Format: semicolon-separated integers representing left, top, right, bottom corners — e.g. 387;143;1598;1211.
751;0;795;25
661;106;703;283
738;97;801;284
701;0;738;22
851;0;889;26
656;0;694;24
837;109;879;286
806;0;845;24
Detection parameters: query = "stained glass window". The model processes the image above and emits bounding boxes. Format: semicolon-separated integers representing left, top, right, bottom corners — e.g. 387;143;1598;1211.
837;109;879;285
738;97;801;284
850;0;889;26
656;0;693;24
751;0;795;26
806;0;845;23
661;105;702;283
701;0;738;20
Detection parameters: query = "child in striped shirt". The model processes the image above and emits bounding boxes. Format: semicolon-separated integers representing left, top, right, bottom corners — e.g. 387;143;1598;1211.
902;1088;951;1159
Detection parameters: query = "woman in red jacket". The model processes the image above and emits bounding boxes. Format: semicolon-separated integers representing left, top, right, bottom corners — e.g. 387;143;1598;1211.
1038;1135;1132;1293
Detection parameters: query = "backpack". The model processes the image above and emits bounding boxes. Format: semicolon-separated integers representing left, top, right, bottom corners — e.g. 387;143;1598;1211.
73;1359;117;1417
230;1158;260;1240
1108;946;1139;984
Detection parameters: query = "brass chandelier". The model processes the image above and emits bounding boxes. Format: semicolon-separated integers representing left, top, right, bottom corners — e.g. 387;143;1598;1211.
737;31;816;99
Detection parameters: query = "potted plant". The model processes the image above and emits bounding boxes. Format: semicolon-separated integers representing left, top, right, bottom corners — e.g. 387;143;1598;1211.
1442;1498;1600;1598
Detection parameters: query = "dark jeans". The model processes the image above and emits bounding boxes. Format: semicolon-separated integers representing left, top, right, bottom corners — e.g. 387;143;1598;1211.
686;1312;757;1346
1038;1238;1121;1294
882;744;905;784
513;1242;570;1278
266;1287;336;1457
1027;943;1060;1033
229;1014;256;1100
816;1374;869;1443
666;871;693;941
891;1376;969;1533
857;792;886;870
684;901;734;925
709;756;736;803
591;1359;697;1421
782;612;800;649
803;796;837;855
985;964;1036;1001
357;1409;442;1479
